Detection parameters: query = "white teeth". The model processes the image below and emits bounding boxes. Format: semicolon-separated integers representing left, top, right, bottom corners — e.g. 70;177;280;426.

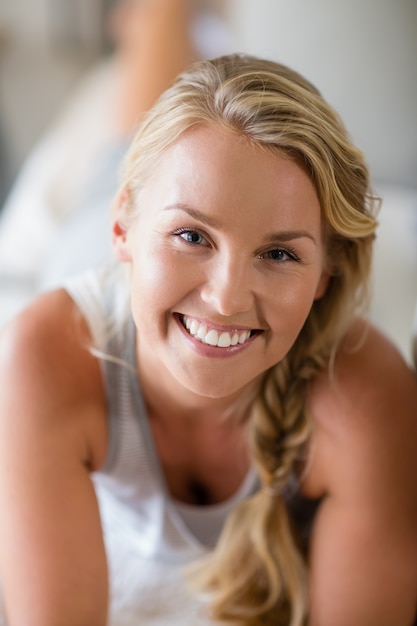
231;333;239;346
218;332;231;348
189;319;199;334
182;316;252;348
205;329;218;346
239;331;249;344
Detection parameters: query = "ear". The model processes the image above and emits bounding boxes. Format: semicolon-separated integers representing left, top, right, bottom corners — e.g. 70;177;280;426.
314;271;330;300
112;188;132;262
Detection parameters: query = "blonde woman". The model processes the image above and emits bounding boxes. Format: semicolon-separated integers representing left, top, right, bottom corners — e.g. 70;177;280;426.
0;54;416;626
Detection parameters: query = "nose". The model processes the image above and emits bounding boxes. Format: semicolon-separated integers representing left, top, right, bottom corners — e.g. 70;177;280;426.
199;253;255;316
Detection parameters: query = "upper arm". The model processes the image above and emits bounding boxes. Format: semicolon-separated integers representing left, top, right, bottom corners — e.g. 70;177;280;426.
0;291;108;626
306;323;417;626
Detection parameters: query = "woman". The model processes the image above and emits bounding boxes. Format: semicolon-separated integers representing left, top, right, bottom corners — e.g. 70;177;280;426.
0;54;416;626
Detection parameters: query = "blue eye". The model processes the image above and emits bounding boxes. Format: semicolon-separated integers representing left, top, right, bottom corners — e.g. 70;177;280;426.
174;228;207;245
258;248;300;262
266;249;289;261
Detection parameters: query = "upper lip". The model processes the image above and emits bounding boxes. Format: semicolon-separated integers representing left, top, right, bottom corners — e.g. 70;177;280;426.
177;313;262;334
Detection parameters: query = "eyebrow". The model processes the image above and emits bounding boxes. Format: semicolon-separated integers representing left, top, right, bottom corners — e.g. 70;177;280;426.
164;204;219;227
265;230;317;245
164;203;317;245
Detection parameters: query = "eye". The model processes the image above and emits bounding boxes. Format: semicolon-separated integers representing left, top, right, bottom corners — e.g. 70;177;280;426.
173;228;209;246
258;247;300;263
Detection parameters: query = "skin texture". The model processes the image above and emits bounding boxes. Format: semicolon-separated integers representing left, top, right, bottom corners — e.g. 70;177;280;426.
0;123;416;626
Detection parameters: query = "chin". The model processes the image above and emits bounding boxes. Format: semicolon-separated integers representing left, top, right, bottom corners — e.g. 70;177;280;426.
175;363;261;403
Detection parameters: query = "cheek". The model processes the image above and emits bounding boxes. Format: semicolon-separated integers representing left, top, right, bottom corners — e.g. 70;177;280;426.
130;248;194;316
268;278;321;337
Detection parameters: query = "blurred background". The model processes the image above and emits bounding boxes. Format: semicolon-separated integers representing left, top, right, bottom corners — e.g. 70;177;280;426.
0;0;416;361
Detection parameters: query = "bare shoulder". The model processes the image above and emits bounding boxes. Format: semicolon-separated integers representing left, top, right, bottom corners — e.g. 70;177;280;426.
0;291;109;623
304;319;417;498
0;289;107;470
305;323;417;624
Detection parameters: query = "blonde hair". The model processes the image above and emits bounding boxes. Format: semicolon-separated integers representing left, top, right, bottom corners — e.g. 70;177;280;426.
116;54;379;625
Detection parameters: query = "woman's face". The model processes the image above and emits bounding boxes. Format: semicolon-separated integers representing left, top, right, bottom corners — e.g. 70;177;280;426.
113;125;328;400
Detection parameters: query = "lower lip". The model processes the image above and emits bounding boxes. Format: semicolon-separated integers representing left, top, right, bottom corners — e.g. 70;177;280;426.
175;315;258;359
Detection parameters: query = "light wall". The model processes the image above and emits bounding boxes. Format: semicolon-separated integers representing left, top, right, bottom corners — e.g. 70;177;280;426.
226;0;417;190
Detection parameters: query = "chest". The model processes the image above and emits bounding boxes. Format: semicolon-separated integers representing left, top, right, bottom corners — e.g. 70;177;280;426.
149;417;250;506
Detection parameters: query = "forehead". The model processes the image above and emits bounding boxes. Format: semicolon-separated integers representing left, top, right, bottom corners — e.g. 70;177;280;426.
131;124;325;246
144;124;318;203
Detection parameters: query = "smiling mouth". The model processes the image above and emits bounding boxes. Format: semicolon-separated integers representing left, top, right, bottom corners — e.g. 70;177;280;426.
179;314;260;348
